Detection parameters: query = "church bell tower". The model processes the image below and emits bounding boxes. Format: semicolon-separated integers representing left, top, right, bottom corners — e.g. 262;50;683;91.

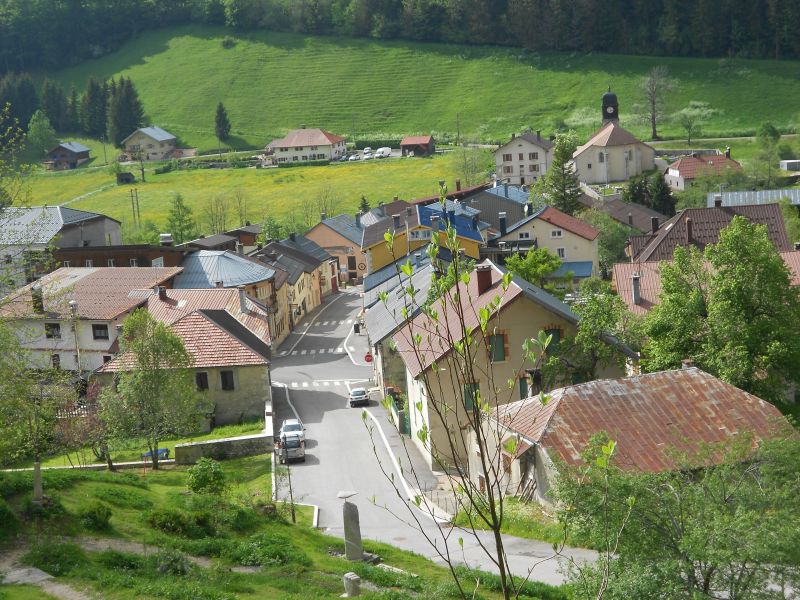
602;88;619;124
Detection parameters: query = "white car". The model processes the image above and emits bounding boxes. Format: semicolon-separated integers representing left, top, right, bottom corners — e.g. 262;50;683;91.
362;152;373;160
348;387;369;407
279;418;306;442
362;147;373;154
375;147;391;158
348;154;361;161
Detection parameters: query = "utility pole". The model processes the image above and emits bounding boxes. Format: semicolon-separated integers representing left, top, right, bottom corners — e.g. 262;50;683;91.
135;188;141;227
286;458;296;524
130;189;137;227
456;112;461;147
101;136;108;165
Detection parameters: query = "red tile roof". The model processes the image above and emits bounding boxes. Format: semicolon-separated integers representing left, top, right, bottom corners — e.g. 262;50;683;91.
576;194;666;234
400;135;433;146
612;250;800;314
496;367;790;472
98;310;269;372
667;154;742;180
631;204;791;262
0;267;182;320
267;128;345;149
141;288;271;344
538;206;600;241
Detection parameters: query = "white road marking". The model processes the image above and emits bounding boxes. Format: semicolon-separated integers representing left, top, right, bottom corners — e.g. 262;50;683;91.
290;350;298;356
284;292;349;354
323;381;330;386
312;381;319;386
300;349;308;355
309;349;317;355
336;347;343;353
291;382;299;387
302;382;309;388
333;381;341;386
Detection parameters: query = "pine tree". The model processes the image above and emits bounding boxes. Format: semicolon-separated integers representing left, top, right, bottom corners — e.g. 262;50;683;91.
542;131;582;215
40;80;67;132
80;77;105;137
359;195;370;213
107;77;144;146
648;172;676;216
214;102;231;143
166;193;199;244
66;86;80;132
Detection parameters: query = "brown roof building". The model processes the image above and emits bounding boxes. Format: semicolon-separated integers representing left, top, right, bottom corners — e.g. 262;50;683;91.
479;367;791;503
628;203;791;262
55;244;189;269
577;194;668;234
400;135;435;157
665;154;743;191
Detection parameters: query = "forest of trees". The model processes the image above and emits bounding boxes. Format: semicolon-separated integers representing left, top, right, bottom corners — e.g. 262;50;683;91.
0;0;799;76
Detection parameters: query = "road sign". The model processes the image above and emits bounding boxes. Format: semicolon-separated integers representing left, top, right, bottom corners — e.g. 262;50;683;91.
364;353;373;363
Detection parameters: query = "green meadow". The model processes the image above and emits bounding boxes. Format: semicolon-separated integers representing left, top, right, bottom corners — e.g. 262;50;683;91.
47;25;800;152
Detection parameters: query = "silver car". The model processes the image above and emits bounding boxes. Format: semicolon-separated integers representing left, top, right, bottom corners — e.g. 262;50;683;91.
279;418;305;442
348;387;369;407
278;432;305;463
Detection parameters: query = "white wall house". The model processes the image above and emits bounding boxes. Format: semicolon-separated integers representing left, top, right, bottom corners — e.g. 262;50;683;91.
267;128;346;164
494;131;553;186
121;126;177;161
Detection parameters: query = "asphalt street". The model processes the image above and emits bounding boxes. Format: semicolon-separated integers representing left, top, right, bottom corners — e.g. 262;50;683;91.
270;288;597;586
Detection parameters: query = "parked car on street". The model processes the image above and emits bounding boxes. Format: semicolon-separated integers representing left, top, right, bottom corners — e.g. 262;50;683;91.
362;153;373;160
362;147;373;154
375;147;391;158
348;387;369;407
279;418;306;442
349;154;361;161
278;432;305;463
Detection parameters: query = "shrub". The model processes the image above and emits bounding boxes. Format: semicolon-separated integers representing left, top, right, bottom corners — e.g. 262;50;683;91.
23;543;87;576
226;532;310;566
153;549;191;576
93;485;153;509
221;36;236;49
22;494;65;521
97;550;144;571
0;498;18;540
146;507;215;538
187;458;226;495
78;502;112;531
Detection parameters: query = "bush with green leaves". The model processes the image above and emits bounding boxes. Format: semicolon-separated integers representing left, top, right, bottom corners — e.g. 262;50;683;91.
187;458;226;495
97;550;145;571
23;543;87;576
153;549;191;576
146;507;215;538
78;501;112;531
22;494;65;521
226;532;310;566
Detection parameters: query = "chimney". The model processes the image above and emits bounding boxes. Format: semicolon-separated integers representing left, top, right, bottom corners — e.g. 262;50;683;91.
406;206;412;217
235;241;243;255
289;232;296;242
628;212;633;226
320;212;326;222
685;218;693;244
392;214;401;229
499;212;507;236
31;284;44;314
159;233;174;247
714;194;723;208
355;212;362;228
725;146;731;159
392;196;398;202
215;281;224;288
154;285;167;301
650;217;659;233
472;215;479;231
414;252;421;267
681;358;696;369
238;286;248;314
503;183;509;198
476;264;493;295
456;179;462;191
631;272;641;306
536;129;541;140
526;201;534;216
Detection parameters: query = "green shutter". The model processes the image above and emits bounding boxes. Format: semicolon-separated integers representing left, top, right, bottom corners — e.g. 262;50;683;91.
464;383;479;410
545;328;561;351
519;377;528;400
489;334;506;362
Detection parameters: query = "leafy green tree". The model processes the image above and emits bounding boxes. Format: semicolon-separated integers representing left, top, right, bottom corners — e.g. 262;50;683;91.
505;247;566;294
214;101;231;143
256;215;284;245
0;103;28;214
358;195;370;214
756;121;781;187
621;173;649;206
26;110;57;156
643;216;800;404
542;131;581;215
0;73;39;130
579;208;631;273
647;171;675;216
65;86;80;132
780;198;800;246
673;101;715;144
99;310;212;469
166;193;199;244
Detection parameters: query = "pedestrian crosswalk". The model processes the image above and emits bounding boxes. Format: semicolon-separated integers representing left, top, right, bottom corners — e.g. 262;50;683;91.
311;319;354;327
278;347;345;357
287;380;365;388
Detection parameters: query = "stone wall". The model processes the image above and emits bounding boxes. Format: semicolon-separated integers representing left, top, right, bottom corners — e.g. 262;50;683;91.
174;432;274;464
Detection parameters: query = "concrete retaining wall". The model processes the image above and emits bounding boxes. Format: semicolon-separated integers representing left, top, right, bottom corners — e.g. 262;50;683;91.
174;432;273;464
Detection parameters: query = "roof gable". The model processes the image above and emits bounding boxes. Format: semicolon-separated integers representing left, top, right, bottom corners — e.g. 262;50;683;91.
268;128;345;148
122;126;176;144
574;122;650;157
496;132;553;152
316;214;363;245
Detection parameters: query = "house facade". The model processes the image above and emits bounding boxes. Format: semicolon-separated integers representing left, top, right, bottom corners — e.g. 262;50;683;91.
55;244;188;269
494;130;553;186
121;126;177;160
45;142;90;170
266;128;346;163
305;214;367;283
664;153;743;191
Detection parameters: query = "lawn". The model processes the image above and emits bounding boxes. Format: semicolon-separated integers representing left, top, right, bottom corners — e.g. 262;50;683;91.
45;25;800;152
18;135;113;170
0;465;567;599
25;151;483;232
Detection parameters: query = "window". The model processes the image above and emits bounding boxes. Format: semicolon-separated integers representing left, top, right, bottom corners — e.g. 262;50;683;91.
92;324;109;340
598;152;604;163
85;259;93;267
102;355;112;363
528;152;538;160
518;153;523;160
45;322;61;339
302;155;308;161
502;153;512;162
551;229;563;238
220;370;235;391
196;372;209;391
544;328;562;351
292;156;298;162
62;260;71;267
347;256;357;270
129;258;138;267
557;247;566;259
519;232;530;239
519;376;528;400
503;166;513;174
529;164;538;172
107;259;115;267
489;333;508;362
52;354;60;369
410;229;432;240
151;257;164;267
464;383;480;411
587;163;592;169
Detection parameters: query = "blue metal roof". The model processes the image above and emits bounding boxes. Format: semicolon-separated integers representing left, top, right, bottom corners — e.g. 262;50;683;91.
321;214;362;245
553;261;594;278
124;126;176;143
484;184;530;205
175;250;275;288
57;141;90;153
364;264;437;343
417;204;483;242
706;189;800;207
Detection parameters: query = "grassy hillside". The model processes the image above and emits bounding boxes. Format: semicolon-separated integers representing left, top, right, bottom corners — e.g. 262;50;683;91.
48;25;800;152
27;152;477;231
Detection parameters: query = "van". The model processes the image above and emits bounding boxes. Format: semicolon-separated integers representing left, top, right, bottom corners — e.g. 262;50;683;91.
375;147;392;158
278;433;306;463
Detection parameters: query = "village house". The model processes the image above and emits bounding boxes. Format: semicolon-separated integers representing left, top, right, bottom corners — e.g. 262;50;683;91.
391;260;634;469
97;309;271;427
577;193;668;233
483;206;601;279
305;213;367;283
458;184;531;231
44;141;91;170
627;202;791;262
572;91;655;185
180;233;239;252
55;238;189;269
225;223;263;253
474;367;790;504
0;206;121;289
664;152;743;191
266;127;346;163
0;267;182;373
399;135;435;157
121;126;177;161
494;130;553;186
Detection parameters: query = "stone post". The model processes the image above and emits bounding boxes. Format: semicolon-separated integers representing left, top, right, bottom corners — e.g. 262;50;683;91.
342;572;361;597
32;461;43;504
343;500;363;561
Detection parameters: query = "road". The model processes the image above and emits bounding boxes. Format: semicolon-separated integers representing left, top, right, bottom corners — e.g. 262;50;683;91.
270;288;597;586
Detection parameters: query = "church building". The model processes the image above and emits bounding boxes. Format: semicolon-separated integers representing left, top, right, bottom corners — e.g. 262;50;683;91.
572;90;655;185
